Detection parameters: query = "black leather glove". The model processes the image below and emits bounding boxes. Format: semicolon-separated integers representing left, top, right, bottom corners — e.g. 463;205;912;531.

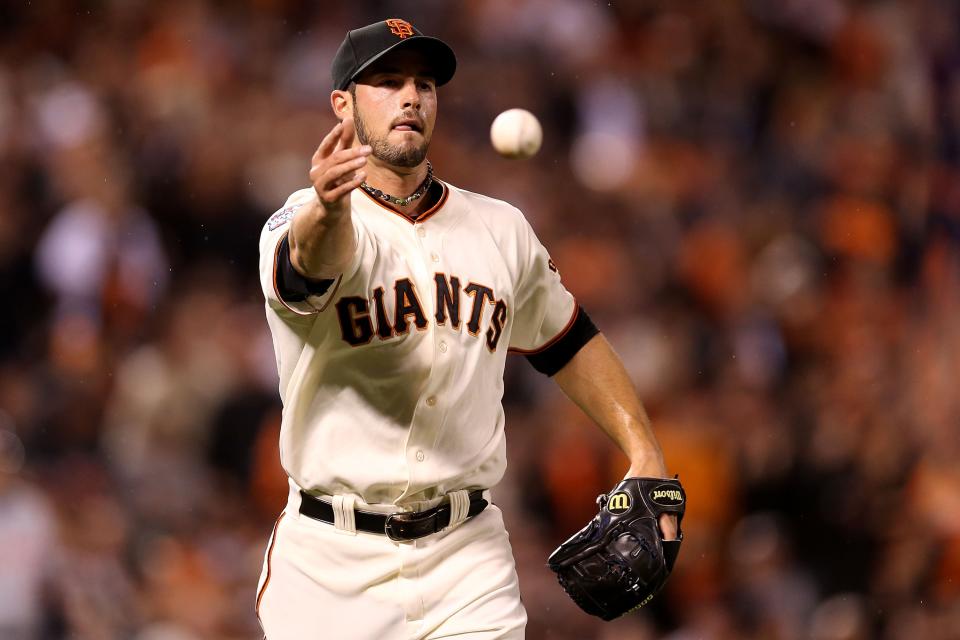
547;477;686;621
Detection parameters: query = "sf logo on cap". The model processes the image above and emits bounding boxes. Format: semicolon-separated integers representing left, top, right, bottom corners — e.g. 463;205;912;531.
386;19;415;39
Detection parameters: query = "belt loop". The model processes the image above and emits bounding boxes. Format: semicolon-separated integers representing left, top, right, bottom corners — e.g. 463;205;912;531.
448;490;470;529
332;495;357;535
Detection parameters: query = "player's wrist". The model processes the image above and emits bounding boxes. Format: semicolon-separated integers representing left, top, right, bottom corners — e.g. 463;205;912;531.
309;192;349;221
625;453;668;479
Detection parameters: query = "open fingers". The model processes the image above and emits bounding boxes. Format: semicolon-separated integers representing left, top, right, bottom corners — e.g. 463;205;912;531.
328;146;371;166
309;116;370;209
329;166;365;190
325;171;366;203
313;121;344;162
337;116;356;151
315;154;368;190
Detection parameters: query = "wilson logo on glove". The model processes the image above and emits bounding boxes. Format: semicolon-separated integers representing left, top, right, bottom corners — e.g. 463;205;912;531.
650;486;684;506
606;492;631;513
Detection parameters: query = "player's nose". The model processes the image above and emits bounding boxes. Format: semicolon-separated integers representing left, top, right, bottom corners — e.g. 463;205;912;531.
399;77;421;111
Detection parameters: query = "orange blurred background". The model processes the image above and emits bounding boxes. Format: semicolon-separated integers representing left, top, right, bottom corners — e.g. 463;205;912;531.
1;1;959;638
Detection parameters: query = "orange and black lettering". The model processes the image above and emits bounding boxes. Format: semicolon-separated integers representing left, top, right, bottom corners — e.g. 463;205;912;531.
486;299;508;351
464;283;494;336
372;286;393;339
435;273;461;328
336;296;374;346
393;278;428;334
386;18;415;39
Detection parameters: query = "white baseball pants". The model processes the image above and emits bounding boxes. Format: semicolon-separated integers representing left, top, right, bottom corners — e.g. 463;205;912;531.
256;487;527;639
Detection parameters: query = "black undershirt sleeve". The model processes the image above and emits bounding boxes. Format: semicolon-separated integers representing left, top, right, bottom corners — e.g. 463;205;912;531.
275;235;335;303
525;305;600;376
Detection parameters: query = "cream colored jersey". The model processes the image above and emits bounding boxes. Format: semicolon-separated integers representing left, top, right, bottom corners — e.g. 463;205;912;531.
258;181;576;506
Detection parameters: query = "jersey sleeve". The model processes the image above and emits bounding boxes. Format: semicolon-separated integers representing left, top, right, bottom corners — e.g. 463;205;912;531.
508;216;578;353
258;189;357;316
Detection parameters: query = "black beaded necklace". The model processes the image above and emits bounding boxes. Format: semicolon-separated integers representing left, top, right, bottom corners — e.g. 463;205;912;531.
360;162;433;207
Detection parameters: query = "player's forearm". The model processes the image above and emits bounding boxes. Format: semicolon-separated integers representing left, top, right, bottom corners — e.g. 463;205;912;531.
289;203;356;278
553;334;668;478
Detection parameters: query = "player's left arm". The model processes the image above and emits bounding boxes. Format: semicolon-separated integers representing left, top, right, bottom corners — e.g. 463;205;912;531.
551;333;678;539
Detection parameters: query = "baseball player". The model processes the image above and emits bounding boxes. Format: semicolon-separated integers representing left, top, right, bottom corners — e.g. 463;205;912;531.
256;18;681;639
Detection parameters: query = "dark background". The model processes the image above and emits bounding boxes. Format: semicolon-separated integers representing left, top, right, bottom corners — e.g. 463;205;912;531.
0;1;958;638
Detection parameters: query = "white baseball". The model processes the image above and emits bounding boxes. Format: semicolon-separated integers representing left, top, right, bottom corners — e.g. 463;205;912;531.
490;108;542;159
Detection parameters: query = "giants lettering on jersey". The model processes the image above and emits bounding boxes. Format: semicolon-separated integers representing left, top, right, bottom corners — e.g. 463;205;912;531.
335;273;508;352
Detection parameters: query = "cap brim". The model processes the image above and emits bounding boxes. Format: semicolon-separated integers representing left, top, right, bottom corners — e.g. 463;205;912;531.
345;36;457;90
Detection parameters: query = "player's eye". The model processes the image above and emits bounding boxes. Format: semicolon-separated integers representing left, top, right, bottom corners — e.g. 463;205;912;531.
417;80;435;92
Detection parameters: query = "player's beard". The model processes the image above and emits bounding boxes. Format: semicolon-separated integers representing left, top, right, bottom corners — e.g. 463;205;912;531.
354;103;429;168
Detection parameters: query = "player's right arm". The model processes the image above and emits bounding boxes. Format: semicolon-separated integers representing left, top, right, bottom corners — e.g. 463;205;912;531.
289;117;372;279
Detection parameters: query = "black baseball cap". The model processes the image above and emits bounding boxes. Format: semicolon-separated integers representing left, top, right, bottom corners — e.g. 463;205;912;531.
331;18;457;91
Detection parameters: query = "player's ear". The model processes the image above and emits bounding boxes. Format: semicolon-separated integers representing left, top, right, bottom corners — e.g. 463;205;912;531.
331;88;353;120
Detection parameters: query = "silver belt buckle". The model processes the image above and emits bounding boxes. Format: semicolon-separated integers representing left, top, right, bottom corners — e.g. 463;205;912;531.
384;510;435;541
384;513;406;541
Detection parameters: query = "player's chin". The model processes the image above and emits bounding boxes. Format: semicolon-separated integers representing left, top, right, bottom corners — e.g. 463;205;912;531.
386;138;429;163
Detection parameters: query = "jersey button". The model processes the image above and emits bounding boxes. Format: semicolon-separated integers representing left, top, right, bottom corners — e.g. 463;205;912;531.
438;341;447;353
430;252;439;263
416;450;425;462
426;396;437;407
417;227;426;238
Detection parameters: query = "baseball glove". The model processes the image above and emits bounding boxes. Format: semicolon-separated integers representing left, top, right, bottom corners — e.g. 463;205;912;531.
547;476;686;621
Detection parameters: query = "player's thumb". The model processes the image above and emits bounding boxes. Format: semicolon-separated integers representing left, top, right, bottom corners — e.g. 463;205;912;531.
659;513;678;541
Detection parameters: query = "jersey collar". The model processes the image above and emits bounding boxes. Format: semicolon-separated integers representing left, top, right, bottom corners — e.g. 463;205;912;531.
358;180;449;224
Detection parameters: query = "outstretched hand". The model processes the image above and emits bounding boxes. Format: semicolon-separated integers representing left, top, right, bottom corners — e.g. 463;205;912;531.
309;117;372;218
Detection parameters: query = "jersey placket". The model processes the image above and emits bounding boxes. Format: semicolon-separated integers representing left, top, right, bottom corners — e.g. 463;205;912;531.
399;219;449;499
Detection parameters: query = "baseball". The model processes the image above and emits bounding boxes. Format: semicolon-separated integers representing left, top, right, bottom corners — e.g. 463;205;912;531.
490;108;542;159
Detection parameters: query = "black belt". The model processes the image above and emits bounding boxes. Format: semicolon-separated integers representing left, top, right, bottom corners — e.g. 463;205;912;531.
299;490;488;542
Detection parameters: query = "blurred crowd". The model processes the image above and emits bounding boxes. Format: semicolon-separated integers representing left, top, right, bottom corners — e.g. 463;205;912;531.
1;0;959;638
